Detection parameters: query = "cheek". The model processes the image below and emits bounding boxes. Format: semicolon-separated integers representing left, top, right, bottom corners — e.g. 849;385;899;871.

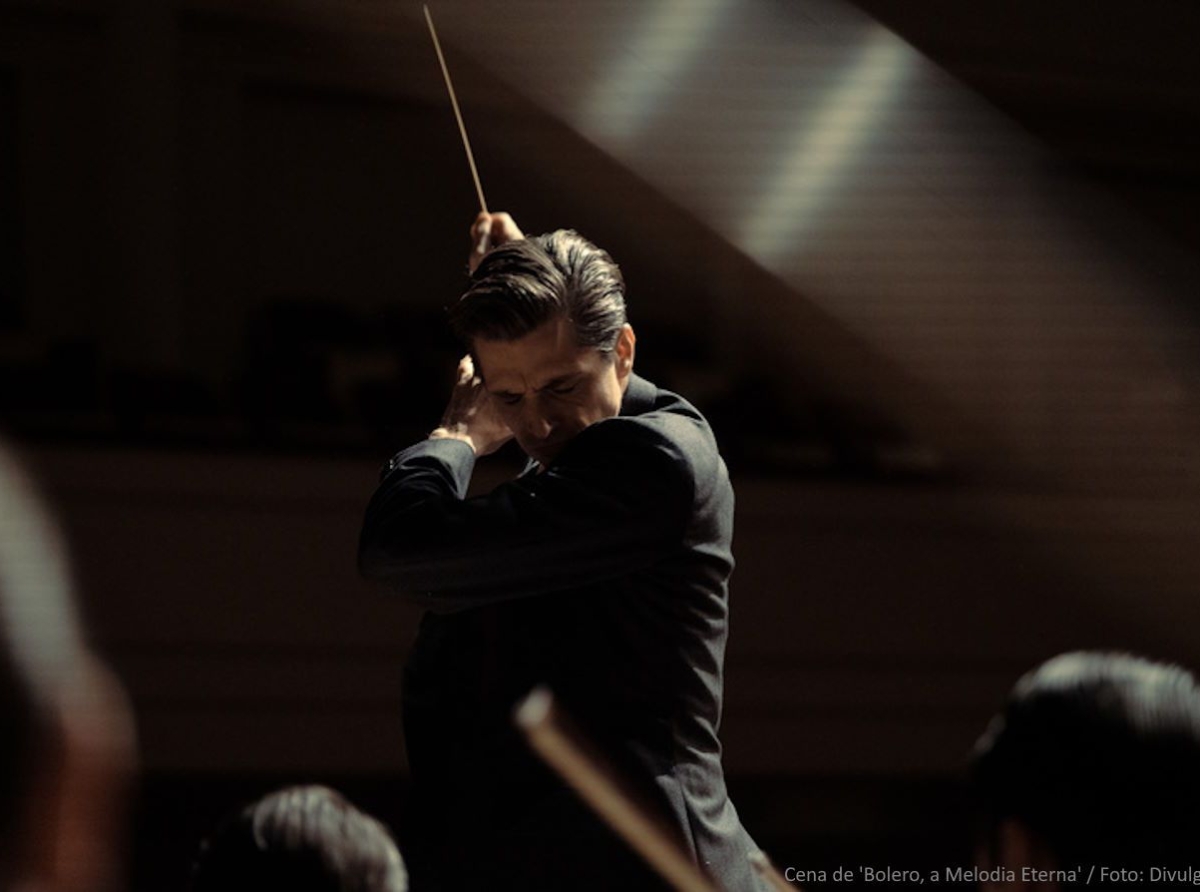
597;377;623;416
577;384;620;424
495;404;523;431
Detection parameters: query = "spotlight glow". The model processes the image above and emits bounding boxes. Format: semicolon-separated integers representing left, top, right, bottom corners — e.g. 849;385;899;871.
737;27;910;265
582;0;730;145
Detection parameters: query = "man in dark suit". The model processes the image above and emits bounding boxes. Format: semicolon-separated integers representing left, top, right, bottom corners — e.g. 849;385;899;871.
358;213;763;891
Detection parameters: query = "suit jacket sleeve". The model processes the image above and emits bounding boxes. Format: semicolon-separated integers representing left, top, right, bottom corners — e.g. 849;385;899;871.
357;415;695;611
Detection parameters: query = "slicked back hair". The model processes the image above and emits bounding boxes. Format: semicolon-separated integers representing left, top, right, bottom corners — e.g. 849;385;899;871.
449;230;627;353
972;652;1200;878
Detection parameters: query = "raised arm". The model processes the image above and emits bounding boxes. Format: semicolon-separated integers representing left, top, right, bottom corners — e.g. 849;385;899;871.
357;415;694;612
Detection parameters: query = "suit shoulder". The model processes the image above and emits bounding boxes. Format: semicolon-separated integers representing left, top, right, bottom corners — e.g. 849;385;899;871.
580;399;720;484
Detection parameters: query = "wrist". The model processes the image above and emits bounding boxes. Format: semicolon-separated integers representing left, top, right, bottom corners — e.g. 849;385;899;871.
429;425;477;454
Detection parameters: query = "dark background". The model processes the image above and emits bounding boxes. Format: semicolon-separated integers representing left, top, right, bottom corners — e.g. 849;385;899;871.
2;0;1199;888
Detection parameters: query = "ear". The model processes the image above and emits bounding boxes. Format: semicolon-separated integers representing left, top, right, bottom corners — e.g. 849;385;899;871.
614;324;636;384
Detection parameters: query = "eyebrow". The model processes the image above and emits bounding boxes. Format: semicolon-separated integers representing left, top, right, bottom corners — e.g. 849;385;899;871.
488;372;580;397
487;369;580;398
536;373;581;391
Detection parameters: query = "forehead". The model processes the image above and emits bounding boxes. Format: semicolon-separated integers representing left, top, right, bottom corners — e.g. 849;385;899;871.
473;317;595;391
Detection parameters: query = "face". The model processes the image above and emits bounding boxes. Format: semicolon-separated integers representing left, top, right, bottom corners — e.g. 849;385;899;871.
473;316;635;467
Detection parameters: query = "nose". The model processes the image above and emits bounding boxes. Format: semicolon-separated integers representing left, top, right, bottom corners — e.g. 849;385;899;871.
521;404;554;441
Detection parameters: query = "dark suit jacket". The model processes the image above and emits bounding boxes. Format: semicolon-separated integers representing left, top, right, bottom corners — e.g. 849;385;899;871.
359;375;763;892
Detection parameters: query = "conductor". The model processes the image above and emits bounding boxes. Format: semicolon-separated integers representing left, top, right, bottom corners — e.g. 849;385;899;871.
358;213;763;891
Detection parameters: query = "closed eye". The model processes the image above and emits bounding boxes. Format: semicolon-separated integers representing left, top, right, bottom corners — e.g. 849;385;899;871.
495;393;522;405
549;384;577;396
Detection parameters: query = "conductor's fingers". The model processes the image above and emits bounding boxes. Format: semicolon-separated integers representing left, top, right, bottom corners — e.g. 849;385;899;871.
488;212;525;244
468;211;524;273
468;213;492;273
471;212;492;252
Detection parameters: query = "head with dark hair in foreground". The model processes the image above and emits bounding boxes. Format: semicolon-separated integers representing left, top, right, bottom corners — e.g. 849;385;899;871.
191;785;408;892
972;651;1200;888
